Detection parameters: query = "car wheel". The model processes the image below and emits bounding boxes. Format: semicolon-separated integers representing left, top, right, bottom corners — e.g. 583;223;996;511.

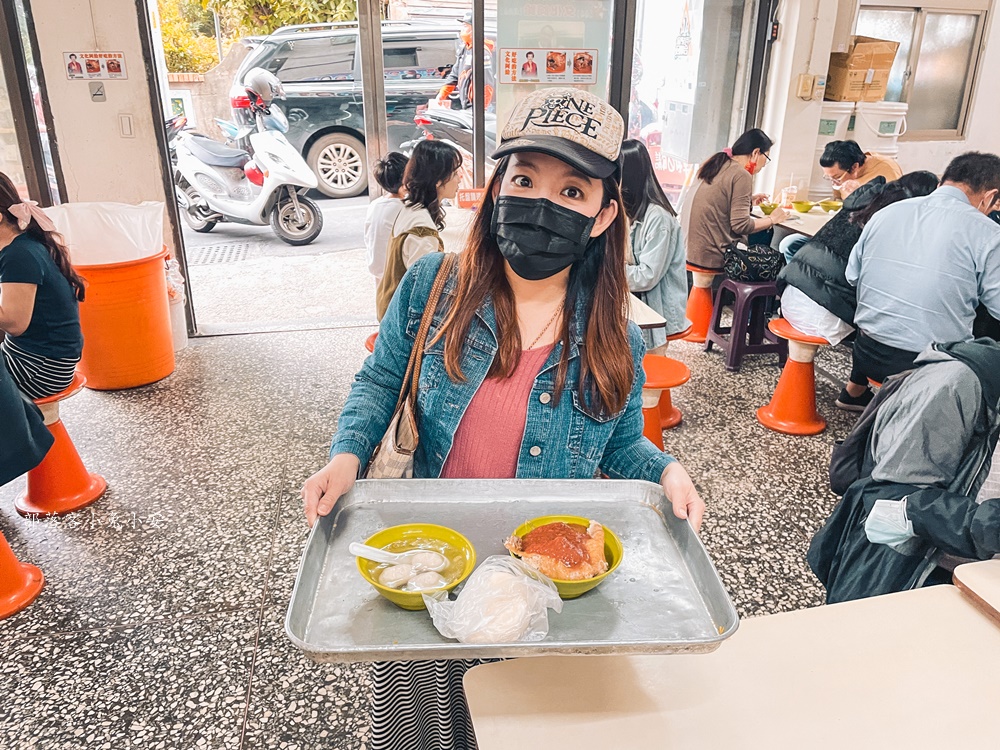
308;133;368;198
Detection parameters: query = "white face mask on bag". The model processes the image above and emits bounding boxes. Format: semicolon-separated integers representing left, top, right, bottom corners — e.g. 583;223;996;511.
864;497;915;550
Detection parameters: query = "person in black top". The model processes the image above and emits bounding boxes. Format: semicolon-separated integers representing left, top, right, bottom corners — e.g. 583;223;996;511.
0;172;85;399
777;171;939;343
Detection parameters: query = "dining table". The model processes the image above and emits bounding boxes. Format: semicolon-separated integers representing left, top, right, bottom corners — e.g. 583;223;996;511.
464;562;1000;748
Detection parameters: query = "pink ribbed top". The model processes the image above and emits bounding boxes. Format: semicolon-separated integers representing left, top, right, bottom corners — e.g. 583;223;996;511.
440;345;553;479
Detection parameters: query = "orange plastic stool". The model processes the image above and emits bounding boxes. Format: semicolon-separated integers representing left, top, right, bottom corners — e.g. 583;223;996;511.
659;325;693;427
0;532;43;620
364;332;378;353
684;265;719;343
16;373;107;517
756;318;829;435
642;354;691;448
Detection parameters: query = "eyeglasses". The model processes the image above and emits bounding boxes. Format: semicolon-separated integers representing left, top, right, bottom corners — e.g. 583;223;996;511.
762;152;771;163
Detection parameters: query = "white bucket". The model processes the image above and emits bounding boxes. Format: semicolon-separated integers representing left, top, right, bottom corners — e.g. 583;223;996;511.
169;297;188;352
816;102;855;146
809;102;856;201
850;102;908;157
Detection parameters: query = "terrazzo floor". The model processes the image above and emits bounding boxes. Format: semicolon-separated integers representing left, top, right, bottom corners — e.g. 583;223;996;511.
1;303;863;748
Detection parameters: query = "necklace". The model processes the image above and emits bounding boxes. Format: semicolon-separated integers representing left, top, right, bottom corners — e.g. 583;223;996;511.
525;305;562;350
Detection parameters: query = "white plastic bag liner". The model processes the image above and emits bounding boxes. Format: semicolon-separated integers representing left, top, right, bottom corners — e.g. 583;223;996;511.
44;201;164;266
423;556;563;644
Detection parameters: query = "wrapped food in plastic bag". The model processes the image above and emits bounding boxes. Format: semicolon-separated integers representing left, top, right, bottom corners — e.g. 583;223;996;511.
165;258;186;304
423;556;563;644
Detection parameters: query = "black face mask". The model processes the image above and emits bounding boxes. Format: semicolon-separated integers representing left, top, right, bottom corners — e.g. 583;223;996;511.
490;196;598;281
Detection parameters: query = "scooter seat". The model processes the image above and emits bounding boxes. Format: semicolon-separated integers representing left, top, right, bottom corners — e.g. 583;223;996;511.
187;135;250;168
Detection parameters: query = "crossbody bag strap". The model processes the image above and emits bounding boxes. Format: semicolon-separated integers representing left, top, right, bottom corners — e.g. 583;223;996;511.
393;254;456;414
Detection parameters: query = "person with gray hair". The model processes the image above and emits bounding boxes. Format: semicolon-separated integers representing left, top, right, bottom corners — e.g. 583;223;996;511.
835;152;1000;411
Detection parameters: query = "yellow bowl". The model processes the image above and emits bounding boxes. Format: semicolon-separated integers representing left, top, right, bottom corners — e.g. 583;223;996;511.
508;515;623;600
819;199;843;213
792;200;816;213
357;523;476;611
758;202;778;215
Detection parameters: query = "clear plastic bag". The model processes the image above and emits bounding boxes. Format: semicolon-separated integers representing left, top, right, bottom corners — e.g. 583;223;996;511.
44;201;164;265
423;556;563;644
164;258;186;304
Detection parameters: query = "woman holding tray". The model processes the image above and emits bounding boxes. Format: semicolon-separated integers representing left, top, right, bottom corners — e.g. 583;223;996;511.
301;87;704;750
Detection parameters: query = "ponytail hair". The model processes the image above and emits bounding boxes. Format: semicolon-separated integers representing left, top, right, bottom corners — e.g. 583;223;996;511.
0;173;85;302
697;128;774;185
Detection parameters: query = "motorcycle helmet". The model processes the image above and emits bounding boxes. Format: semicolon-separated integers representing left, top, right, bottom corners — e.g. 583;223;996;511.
243;67;285;113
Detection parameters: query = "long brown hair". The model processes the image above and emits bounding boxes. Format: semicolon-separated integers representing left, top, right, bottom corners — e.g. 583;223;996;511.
435;157;634;417
0;174;85;301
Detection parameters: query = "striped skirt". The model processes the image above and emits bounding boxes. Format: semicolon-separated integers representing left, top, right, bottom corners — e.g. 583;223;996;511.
1;338;79;400
371;659;499;750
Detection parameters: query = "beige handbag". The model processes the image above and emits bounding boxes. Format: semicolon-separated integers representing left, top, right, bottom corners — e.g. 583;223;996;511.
365;253;456;479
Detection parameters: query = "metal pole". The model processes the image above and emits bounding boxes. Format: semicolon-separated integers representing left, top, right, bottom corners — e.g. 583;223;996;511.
357;0;389;198
472;0;486;188
609;0;637;118
213;11;223;64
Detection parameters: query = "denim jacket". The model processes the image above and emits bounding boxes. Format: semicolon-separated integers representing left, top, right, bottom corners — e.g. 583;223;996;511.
331;253;676;482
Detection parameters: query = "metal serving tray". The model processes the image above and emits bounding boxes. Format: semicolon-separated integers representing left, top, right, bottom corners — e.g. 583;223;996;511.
286;479;738;662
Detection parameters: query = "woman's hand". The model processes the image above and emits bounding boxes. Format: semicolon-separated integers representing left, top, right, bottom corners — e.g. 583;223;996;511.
768;207;790;225
751;193;770;206
660;462;705;533
302;453;362;527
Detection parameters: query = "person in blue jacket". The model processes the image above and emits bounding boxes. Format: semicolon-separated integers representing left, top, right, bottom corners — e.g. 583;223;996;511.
619;139;688;350
301;87;703;750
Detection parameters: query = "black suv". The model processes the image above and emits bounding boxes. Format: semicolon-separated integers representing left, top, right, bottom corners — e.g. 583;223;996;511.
231;21;460;198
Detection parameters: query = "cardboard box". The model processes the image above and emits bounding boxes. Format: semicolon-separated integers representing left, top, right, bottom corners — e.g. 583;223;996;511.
825;36;899;102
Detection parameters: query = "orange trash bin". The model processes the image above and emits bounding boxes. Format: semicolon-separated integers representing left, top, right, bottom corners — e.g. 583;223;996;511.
74;248;175;390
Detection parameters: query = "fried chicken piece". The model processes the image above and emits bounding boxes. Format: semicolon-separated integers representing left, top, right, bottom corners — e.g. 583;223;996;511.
504;521;608;581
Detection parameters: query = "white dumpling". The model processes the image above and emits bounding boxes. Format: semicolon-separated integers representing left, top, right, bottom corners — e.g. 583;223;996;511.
408;551;448;571
379;564;414;589
407;571;448;591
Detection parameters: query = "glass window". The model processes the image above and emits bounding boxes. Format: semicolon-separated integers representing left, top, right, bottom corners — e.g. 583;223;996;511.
383;44;418;70
417;38;460;73
0;52;27;197
856;5;984;137
629;0;756;202
908;12;979;132
855;8;916;103
265;36;356;83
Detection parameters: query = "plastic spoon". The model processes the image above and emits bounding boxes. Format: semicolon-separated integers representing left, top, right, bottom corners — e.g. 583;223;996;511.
349;543;449;572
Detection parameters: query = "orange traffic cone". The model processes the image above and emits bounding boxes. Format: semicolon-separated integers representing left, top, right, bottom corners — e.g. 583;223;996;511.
756;319;828;436
684;268;719;344
16;420;107;517
15;373;106;517
0;532;44;620
364;332;378;353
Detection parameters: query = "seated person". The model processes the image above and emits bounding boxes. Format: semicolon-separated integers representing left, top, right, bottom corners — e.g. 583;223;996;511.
837;152;1000;411
0;173;84;399
619;139;688;350
777;171;938;347
809;338;1000;604
779;139;904;262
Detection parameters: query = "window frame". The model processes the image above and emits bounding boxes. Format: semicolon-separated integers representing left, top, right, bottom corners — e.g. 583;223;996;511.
855;3;988;141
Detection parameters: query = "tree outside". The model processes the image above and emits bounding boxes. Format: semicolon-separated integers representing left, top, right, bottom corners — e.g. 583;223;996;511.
158;0;358;73
206;0;357;36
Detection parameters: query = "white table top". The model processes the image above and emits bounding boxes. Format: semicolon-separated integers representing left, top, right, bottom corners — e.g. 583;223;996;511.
465;585;1000;749
778;207;836;238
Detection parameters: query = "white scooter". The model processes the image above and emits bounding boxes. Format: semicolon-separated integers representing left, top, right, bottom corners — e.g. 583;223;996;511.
173;68;323;246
